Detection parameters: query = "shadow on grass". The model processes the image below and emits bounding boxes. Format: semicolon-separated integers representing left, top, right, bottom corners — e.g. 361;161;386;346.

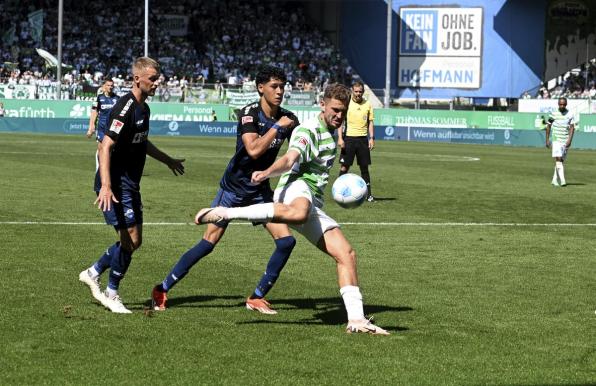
134;295;410;332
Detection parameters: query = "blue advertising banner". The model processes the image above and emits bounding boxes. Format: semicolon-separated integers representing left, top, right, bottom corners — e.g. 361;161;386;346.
0;118;238;137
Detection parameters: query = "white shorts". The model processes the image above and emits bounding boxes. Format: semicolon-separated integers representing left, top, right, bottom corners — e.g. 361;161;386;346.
551;141;568;160
274;179;339;245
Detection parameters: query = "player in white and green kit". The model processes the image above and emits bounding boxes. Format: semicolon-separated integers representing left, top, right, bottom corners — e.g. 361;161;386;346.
546;97;575;186
195;84;389;335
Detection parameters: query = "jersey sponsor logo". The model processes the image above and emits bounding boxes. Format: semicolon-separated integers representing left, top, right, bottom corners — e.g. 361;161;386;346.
100;104;115;109
109;119;124;134
242;116;254;125
119;98;134;117
132;130;149;144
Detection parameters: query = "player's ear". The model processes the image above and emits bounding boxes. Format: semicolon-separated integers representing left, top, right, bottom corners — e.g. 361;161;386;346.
319;99;325;112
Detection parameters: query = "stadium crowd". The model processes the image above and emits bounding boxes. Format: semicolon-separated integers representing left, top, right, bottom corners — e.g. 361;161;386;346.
528;59;596;99
0;0;358;96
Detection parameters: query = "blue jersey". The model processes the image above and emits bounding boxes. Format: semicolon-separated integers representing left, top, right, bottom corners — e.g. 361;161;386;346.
98;92;150;192
92;93;119;139
219;102;299;196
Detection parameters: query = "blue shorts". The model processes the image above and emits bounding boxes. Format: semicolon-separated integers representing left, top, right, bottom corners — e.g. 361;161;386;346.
96;126;107;142
100;189;143;229
210;188;273;228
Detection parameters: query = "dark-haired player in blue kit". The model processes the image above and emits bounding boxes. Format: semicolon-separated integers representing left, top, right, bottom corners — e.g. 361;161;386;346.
79;57;185;314
151;65;299;314
86;79;120;192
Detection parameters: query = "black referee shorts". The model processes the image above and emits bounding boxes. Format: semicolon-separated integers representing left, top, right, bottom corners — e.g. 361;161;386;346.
339;136;371;167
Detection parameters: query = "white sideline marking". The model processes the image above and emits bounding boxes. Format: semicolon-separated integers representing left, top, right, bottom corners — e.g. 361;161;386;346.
1;221;596;227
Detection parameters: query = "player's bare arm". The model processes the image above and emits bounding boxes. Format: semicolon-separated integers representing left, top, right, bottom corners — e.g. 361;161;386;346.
146;140;185;176
94;135;118;211
545;123;552;148
86;109;98;138
243;116;295;159
252;149;301;184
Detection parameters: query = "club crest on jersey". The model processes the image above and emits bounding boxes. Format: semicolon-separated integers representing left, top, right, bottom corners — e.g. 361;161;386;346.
109;119;124;134
242;116;253;125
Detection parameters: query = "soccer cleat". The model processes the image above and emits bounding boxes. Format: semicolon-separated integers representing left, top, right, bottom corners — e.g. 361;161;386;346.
367;195;375;202
551;180;559;187
560;181;567;187
346;317;390;335
151;286;167;311
79;269;105;303
195;207;227;225
245;297;278;315
103;292;132;314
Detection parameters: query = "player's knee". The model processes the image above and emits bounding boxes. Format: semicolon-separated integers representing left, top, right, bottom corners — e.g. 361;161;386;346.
336;248;357;267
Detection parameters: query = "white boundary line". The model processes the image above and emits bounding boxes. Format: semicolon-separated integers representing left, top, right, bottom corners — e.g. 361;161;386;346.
1;221;596;227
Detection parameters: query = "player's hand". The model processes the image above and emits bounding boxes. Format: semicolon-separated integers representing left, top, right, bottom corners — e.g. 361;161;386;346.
369;138;375;150
167;158;185;176
565;141;571;149
86;127;95;139
251;171;268;184
338;138;345;149
276;116;295;129
545;140;551;148
94;186;119;212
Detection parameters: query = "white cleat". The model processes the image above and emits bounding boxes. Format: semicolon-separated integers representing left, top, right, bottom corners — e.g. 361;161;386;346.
194;207;227;225
79;269;105;304
103;292;132;314
346;317;390;335
551;180;559;187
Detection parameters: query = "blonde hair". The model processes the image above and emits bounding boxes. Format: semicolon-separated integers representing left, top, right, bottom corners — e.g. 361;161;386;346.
132;57;160;75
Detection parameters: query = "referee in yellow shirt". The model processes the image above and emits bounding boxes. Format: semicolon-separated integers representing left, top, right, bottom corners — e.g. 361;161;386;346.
338;81;375;202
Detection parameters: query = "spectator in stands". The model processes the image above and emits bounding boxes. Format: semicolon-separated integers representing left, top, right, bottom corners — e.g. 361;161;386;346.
0;102;5;117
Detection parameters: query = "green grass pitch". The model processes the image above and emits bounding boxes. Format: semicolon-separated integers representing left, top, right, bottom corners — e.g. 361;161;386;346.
1;132;596;384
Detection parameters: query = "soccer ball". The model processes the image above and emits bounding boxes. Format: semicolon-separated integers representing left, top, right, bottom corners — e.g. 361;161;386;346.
332;173;368;209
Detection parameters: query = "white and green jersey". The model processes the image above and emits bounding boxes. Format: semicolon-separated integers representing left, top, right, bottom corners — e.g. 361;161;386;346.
548;109;574;142
276;115;336;201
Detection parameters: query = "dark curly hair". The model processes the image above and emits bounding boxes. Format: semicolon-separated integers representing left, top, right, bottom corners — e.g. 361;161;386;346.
256;65;287;91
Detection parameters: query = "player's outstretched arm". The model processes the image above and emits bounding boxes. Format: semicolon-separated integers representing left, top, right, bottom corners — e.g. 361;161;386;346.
252;149;300;184
146;140;185;176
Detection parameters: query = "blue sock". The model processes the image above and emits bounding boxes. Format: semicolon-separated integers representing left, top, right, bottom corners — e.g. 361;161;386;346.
161;239;215;292
252;236;296;298
107;247;133;291
93;242;120;276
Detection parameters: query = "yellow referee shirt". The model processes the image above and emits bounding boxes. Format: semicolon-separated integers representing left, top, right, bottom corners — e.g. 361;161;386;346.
346;98;374;137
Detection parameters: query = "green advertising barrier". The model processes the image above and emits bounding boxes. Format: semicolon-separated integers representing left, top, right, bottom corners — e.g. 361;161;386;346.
578;114;596;133
374;108;546;130
0;99;230;122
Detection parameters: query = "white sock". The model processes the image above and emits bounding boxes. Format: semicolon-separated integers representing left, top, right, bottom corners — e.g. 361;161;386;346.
88;266;100;278
556;161;565;183
340;285;364;321
552;167;558;182
106;287;118;299
226;203;274;221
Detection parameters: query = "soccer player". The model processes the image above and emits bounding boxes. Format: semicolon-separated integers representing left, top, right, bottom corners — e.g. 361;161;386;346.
86;79;119;192
196;84;389;335
338;81;375;201
86;79;119;141
151;65;299;314
79;57;185;313
546;97;575;186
